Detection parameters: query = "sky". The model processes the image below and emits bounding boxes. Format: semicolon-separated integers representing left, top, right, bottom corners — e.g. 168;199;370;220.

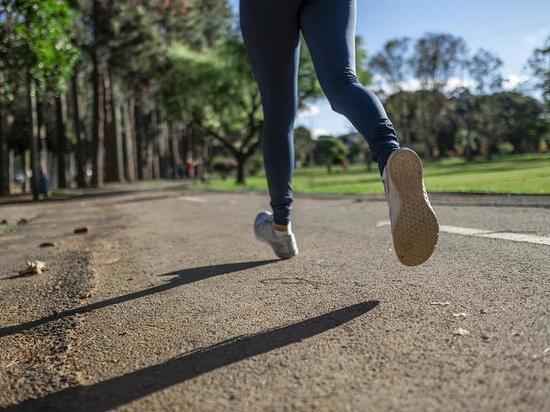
229;0;550;136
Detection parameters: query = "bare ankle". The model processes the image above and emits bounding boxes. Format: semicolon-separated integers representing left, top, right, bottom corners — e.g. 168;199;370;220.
274;223;291;233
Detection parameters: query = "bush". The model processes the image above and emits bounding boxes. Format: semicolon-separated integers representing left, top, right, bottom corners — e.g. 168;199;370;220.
211;156;236;180
498;142;515;155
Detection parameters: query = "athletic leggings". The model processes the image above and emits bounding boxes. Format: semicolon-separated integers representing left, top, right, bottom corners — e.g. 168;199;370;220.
240;0;400;225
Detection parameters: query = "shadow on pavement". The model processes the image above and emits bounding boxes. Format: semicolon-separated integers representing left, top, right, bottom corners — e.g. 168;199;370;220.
0;260;278;338
6;301;379;412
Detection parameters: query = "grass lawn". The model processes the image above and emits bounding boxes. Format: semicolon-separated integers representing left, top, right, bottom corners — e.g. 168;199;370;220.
195;153;550;195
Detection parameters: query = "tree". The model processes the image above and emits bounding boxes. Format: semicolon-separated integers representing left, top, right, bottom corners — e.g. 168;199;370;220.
410;33;468;92
370;38;411;92
161;29;340;184
450;88;481;160
294;126;314;167
314;135;349;174
162;39;263;184
407;33;467;158
528;36;550;102
1;0;78;199
384;90;418;147
468;49;503;94
482;92;547;155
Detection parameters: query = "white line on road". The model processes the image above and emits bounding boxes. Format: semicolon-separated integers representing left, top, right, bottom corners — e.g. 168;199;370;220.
376;221;550;246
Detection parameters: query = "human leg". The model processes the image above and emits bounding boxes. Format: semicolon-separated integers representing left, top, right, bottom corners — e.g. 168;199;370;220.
299;0;400;173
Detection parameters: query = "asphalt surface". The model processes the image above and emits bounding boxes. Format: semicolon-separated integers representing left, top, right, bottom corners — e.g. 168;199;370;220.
0;184;549;411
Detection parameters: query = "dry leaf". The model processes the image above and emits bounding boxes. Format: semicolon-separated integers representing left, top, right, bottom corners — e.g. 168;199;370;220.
19;261;47;275
74;226;89;234
39;242;56;248
452;312;468;318
430;301;451;306
453;328;471;336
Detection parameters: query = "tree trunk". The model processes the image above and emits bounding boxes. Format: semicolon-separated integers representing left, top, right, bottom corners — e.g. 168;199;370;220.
103;69;124;182
36;101;50;188
425;142;433;160
0;102;7;196
236;156;247;185
123;97;136;182
27;76;40;201
149;107;159;179
168;122;180;179
71;68;87;188
0;71;9;195
157;110;169;179
91;0;105;188
134;99;145;180
464;143;473;161
55;94;68;188
146;111;155;179
113;86;125;182
91;67;104;187
8;150;14;194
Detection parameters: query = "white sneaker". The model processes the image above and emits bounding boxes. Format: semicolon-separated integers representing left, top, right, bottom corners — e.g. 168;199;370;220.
254;211;299;259
382;148;439;266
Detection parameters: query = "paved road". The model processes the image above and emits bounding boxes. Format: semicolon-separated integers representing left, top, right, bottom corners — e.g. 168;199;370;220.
1;185;549;411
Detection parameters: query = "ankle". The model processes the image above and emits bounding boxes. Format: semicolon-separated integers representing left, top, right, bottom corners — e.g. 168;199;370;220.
274;223;291;233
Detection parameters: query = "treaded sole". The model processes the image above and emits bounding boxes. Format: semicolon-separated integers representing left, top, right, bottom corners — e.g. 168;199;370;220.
387;148;439;266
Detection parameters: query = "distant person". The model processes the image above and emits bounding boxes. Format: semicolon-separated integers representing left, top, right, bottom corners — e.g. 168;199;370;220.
242;0;439;266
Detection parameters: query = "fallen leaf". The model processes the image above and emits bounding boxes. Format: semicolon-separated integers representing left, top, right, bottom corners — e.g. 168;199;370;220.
453;328;471;336
452;312;468;318
430;301;451;306
19;261;47;275
17;218;29;225
39;242;56;248
74;226;89;234
0;219;7;225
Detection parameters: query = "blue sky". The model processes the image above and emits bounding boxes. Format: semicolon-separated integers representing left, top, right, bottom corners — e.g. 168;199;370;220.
230;0;550;135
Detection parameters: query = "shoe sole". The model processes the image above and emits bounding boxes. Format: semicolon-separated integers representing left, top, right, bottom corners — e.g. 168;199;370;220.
387;148;439;266
254;226;298;260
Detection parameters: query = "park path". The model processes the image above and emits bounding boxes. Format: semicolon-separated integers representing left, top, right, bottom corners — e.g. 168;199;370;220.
1;185;549;411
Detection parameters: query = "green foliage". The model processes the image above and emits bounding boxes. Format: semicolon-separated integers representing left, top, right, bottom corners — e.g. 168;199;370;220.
211;155;236;179
294;126;314;167
468;49;503;94
481;91;547;153
1;0;79;93
314;135;349;169
370;37;411;92
410;33;468;91
528;35;550;102
154;0;232;49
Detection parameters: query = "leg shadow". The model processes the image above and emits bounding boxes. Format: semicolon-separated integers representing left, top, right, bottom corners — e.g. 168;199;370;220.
0;260;278;338
5;301;379;412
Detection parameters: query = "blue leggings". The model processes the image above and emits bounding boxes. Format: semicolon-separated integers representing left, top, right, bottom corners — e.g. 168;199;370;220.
240;0;400;225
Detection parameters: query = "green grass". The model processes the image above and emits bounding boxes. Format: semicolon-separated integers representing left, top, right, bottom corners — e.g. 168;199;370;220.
195;153;550;195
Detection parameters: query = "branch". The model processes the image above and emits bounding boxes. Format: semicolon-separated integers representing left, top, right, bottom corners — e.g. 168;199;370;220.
243;136;262;158
195;123;237;156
